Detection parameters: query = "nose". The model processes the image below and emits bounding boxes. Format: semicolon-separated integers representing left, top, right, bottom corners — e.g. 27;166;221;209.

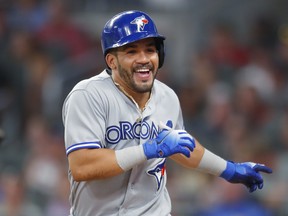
136;51;149;64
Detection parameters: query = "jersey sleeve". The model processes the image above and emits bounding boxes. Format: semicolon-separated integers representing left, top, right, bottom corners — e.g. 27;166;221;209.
62;89;106;155
175;105;185;130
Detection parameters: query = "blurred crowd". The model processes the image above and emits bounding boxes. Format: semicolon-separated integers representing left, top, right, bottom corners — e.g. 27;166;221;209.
0;0;287;216
167;18;288;216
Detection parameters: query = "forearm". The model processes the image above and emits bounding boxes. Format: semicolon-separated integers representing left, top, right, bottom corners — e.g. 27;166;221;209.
68;145;148;181
172;137;272;192
68;148;124;181
170;139;205;169
172;138;227;175
196;148;227;176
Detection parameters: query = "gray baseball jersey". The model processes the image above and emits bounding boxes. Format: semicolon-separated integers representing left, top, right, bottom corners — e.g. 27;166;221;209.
62;69;184;216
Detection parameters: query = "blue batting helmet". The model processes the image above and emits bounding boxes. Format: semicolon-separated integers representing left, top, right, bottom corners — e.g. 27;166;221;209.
101;10;166;68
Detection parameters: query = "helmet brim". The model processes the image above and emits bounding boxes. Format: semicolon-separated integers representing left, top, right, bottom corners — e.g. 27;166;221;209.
105;32;165;54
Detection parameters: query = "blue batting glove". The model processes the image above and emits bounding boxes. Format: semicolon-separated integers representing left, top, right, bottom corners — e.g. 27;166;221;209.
220;161;273;192
143;121;196;159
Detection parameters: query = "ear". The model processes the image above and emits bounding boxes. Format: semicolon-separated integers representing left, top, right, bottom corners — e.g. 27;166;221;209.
105;53;117;70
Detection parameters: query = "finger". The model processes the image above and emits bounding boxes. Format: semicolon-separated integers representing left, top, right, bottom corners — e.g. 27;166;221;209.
178;130;188;134
177;130;189;135
249;184;258;193
253;164;273;174
179;134;196;148
178;147;191;158
179;140;195;151
258;182;264;190
180;136;195;144
251;172;263;184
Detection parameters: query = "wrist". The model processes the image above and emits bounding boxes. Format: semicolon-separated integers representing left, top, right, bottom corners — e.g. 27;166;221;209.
220;161;236;181
115;145;147;171
196;149;227;176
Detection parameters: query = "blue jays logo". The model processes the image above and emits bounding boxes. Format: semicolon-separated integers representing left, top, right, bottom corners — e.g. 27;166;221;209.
147;159;166;191
130;15;149;32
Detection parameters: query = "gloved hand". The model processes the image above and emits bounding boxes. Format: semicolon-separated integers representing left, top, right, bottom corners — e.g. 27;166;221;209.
220;161;273;192
143;121;195;159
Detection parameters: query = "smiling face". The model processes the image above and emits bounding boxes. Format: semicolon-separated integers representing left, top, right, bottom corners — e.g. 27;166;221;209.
106;38;159;95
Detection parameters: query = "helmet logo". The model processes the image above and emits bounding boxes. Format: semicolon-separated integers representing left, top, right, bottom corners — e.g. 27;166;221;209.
130;15;149;32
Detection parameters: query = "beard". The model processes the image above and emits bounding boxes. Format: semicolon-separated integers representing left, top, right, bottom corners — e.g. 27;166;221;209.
117;63;157;93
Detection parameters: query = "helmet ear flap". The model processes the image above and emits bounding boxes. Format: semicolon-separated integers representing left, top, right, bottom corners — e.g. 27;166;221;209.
157;40;165;69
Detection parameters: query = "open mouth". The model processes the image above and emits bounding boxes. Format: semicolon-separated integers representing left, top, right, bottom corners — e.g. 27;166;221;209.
135;68;151;79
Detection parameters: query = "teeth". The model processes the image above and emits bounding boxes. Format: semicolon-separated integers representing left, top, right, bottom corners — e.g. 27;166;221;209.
136;69;149;73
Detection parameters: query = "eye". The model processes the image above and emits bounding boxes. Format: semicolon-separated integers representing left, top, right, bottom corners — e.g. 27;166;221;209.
146;47;157;53
147;48;155;53
125;49;137;55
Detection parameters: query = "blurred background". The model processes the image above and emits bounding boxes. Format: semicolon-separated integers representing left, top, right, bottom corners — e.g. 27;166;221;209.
0;0;288;215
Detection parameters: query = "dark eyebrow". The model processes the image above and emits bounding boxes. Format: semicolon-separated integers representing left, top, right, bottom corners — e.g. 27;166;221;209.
146;41;156;47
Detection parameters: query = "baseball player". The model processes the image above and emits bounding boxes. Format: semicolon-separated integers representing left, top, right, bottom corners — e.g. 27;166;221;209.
62;10;272;216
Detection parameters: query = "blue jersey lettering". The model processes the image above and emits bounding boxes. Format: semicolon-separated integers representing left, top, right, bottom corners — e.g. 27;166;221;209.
105;120;159;144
